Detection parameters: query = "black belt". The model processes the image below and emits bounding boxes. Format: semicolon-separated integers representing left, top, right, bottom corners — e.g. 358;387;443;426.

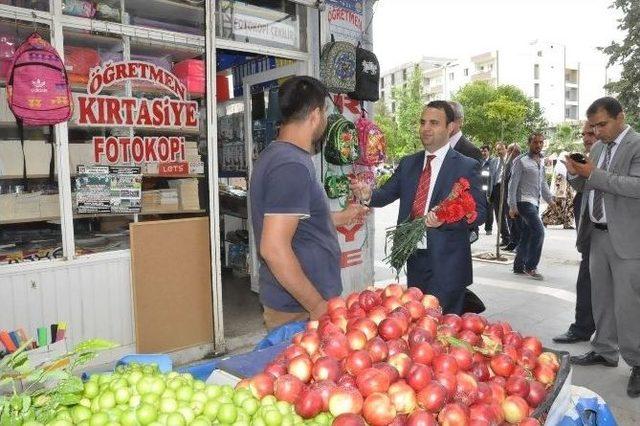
594;223;608;231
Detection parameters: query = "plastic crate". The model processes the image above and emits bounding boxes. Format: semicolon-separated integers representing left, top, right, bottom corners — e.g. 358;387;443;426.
532;348;572;424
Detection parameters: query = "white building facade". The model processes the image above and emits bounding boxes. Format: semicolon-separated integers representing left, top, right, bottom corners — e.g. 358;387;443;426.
380;41;613;125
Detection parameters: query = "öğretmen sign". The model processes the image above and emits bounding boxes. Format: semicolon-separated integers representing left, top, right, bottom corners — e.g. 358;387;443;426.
79;61;200;164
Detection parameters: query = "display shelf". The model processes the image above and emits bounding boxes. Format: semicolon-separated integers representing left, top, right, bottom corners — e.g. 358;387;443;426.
0;209;207;225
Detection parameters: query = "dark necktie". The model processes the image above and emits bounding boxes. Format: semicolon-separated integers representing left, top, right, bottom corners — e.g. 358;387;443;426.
592;142;616;221
411;155;436;218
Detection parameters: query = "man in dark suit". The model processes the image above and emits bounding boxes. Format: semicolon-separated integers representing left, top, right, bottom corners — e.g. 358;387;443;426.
503;143;521;251
448;101;483;163
353;101;486;314
553;122;597;344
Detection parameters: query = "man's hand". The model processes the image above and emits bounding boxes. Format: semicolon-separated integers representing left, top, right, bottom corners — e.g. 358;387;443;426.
333;203;369;227
564;155;595;178
509;206;519;219
349;180;372;204
424;210;443;228
309;300;328;321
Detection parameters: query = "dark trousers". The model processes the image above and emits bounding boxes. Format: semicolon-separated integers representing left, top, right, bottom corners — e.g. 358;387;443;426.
484;193;493;232
407;250;465;315
513;202;544;271
569;192;595;338
490;184;510;241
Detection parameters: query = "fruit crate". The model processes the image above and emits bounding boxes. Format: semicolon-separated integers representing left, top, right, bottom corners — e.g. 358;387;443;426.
532;348;571;425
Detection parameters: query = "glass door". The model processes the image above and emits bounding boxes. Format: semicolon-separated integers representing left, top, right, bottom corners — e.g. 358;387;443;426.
242;63;306;292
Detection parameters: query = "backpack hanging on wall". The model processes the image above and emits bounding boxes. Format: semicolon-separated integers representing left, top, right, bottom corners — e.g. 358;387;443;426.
6;33;73;189
349;44;380;101
320;36;357;94
323;113;360;166
355;114;386;166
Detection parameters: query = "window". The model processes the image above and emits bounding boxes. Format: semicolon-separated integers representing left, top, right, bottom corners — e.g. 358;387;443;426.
534;64;540;79
464;68;469;76
534;83;540;99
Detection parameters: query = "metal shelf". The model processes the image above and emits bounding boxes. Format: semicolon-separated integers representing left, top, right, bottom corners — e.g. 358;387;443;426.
0;208;207;225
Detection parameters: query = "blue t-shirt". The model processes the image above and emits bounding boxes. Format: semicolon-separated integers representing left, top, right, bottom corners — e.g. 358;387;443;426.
249;141;342;312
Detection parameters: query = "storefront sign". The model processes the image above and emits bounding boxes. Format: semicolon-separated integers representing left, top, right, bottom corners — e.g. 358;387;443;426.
93;136;186;165
233;12;298;47
159;162;189;176
325;0;363;13
327;4;363;34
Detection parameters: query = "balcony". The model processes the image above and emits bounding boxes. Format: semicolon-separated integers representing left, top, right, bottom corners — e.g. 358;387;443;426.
471;51;496;64
471;71;494;82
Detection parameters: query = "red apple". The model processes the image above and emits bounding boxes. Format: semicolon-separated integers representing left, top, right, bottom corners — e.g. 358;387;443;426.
476;382;493;405
283;344;307;360
328;296;347;313
409;328;434;347
374;362;400;384
249;372;275;399
416;381;448;413
346;329;368;351
407;363;433;392
388;338;410;357
458;330;481;347
388;353;413;378
534;364;556;386
521;337;543;357
503;331;523;348
331;307;348;321
488;381;507;404
363;392;396;426
321;332;350;360
264;361;288;379
407;410;437;426
498;321;513;335
450;346;474;371
502;344;519;362
488;402;505;423
526;380;547;408
359;290;382;312
348;304;367;320
379;318;404;341
410;342;435;365
345;350;373;376
329;386;364;417
319;320;343;337
288;354;313;383
337;374;358;391
346;293;360;309
384;284;405;299
309;380;336;411
461;313;487;334
490;375;507;387
519;418;541;426
433;354;459;376
483;324;504;344
388;381;418;414
437;402;469;426
299;330;321;356
404;300;427;321
356;367;390;397
421;294;441;310
312;356;341;382
368;306;390;326
333;413;367;426
351;318;378;340
437;326;457;340
501;395;529;424
415;317;438;339
383;296;403;312
517;348;538;371
469;362;490;382
468;403;496;425
295;388;324;419
442;314;463;333
454;372;479;406
490;354;515;377
435;372;457;398
366;337;389;362
274;374;304;403
505;376;530;398
537;352;560;372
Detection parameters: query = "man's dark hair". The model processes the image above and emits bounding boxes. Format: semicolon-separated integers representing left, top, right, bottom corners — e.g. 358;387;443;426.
528;132;544;144
481;145;490;151
426;100;455;125
279;76;329;124
586;96;623;119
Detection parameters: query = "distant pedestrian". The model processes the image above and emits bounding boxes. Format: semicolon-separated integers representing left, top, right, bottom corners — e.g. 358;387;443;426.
503;143;521;251
480;145;494;235
508;133;555;280
490;142;510;245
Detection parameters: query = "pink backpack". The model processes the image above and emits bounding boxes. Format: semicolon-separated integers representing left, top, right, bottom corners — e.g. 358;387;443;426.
6;33;72;188
355;115;386;166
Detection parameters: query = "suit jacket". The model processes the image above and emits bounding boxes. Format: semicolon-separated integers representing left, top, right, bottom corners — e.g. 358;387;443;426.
454;135;483;163
481;157;501;197
569;127;640;258
370;148;487;289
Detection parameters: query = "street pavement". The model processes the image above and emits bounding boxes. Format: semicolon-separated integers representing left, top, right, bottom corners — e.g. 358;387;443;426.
372;202;640;425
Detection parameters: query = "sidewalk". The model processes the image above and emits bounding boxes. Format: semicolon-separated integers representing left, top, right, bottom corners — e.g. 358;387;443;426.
373;204;640;425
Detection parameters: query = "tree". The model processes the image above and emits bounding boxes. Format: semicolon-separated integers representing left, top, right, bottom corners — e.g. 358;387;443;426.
453;81;547;147
375;66;424;163
601;0;640;129
547;123;581;156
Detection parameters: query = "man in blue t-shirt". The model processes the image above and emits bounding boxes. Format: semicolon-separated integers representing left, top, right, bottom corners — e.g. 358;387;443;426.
250;76;367;330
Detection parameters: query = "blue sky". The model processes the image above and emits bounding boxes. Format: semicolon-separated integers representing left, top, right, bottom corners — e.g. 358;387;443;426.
372;0;623;72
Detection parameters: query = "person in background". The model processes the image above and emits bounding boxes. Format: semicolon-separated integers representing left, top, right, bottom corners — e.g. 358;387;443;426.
490;142;510;245
553;121;597;344
508;132;555;280
480;145;495;235
566;97;640;398
352;101;486;314
250;76;366;330
542;155;575;229
503;143;522;251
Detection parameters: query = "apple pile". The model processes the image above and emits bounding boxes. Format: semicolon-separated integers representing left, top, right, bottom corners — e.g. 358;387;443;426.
240;285;562;426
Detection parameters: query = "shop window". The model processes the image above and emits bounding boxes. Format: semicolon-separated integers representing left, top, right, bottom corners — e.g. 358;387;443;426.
216;0;308;52
0;19;60;265
4;0;48;11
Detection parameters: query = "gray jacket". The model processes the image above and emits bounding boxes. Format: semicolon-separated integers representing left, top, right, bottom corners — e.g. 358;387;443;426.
569;127;640;258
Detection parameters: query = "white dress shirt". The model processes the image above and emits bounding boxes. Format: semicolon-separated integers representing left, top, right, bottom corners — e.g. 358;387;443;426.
417;144;450;249
449;131;463;149
588;125;629;224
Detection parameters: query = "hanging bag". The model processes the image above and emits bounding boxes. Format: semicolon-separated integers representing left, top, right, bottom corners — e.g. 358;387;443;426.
320;36;357;94
349;44;380;101
323;113;360;166
355;114;386;166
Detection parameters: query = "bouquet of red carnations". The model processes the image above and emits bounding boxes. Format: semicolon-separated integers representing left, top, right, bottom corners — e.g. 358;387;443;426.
384;178;477;275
